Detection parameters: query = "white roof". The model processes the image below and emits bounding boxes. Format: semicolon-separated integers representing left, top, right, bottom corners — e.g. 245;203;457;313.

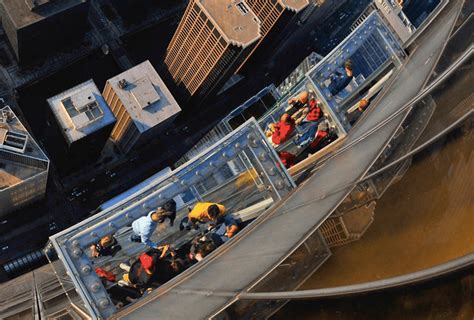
105;61;181;133
0;106;49;189
47;80;116;144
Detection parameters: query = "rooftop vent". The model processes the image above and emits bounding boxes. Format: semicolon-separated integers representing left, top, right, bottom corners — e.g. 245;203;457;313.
0;127;28;154
130;77;160;109
61;93;104;129
0;109;14;124
236;1;250;15
118;79;128;89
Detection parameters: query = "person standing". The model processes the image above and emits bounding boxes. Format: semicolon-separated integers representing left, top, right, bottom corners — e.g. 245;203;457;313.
328;59;354;97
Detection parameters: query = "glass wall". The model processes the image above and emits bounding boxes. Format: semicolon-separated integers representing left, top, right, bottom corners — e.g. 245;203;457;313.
50;119;295;319
307;11;406;128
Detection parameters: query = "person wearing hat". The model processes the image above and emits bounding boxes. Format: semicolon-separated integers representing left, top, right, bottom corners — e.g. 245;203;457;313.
119;245;178;290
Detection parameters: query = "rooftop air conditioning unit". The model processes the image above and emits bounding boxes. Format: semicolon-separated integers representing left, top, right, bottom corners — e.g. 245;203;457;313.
118;79;128;89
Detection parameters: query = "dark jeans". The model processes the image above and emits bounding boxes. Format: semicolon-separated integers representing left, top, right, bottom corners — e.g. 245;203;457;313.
295;121;319;147
210;224;229;247
179;217;199;231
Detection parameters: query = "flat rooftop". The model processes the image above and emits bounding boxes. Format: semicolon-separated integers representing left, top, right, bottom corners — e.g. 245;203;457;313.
198;0;261;47
0;165;43;190
0;106;49;190
278;0;310;12
0;0;87;29
48;80;116;145
105;60;181;133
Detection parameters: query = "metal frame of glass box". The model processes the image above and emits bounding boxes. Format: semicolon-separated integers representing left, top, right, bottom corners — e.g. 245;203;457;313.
49;118;296;319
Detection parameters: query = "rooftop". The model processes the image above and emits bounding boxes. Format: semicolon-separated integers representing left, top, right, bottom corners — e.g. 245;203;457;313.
198;0;261;47
105;60;181;133
0;0;87;29
279;0;310;12
47;80;116;145
0;106;49;191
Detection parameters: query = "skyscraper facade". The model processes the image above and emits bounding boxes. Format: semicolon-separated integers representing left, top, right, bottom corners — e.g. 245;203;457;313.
0;107;49;216
103;61;181;154
47;80;116;163
0;0;90;65
236;0;309;72
164;0;261;101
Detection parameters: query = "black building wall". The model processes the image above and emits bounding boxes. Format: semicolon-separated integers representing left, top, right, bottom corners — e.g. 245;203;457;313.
0;1;90;65
66;121;115;167
237;10;299;76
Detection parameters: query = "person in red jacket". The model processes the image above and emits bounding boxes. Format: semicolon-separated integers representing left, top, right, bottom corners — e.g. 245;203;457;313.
294;99;324;148
308;121;330;150
271;113;295;146
278;151;296;169
306;98;322;122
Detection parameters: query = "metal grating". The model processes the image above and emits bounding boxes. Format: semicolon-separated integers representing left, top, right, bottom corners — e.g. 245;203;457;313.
319;216;351;247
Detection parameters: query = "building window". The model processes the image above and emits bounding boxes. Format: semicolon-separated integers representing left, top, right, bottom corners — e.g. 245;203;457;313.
236;1;250;15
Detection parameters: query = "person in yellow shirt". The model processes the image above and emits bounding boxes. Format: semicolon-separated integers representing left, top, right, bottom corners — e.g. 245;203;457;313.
180;202;240;247
179;202;224;230
189;202;225;222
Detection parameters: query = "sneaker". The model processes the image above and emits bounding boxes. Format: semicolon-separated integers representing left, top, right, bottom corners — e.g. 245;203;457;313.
129;234;141;243
119;263;131;272
117;280;128;287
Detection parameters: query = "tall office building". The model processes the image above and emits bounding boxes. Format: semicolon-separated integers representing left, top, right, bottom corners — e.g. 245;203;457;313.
0;0;90;65
47;80;116;162
0;107;49;216
103;61;181;154
236;0;310;72
164;0;261;101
